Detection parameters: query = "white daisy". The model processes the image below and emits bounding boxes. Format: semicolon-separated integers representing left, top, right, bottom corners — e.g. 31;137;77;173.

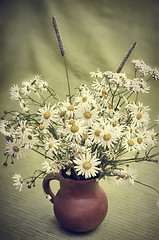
75;88;96;107
144;129;158;146
5;140;25;159
135;133;147;150
76;105;99;127
70;143;88;158
21;80;36;96
44;138;60;155
42;160;54;173
61;98;76;118
113;167;137;186
15;120;32;138
73;152;100;179
64;119;87;142
23;132;38;148
122;134;137;152
12;174;24;192
38;103;57;127
19;98;29;112
0;120;14;137
99;123;119;149
89;122;103;143
90;68;103;79
31;74;48;92
130;104;150;128
10;84;20;101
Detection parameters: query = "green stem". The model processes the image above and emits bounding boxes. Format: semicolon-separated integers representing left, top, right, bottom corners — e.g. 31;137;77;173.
64;56;72;104
135;180;159;194
31;148;54;161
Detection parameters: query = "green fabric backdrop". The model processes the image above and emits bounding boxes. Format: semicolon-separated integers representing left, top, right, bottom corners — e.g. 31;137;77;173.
0;0;159;239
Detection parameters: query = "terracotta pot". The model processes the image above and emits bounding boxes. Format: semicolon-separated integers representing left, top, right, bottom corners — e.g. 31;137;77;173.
43;172;108;232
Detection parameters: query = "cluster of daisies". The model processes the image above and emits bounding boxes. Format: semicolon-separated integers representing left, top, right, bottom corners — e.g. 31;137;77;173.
0;59;159;191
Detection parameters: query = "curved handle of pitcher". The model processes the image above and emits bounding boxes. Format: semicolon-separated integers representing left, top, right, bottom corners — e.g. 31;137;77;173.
42;172;62;204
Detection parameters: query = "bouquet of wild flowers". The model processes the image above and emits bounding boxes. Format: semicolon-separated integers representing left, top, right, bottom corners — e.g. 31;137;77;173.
0;17;159;194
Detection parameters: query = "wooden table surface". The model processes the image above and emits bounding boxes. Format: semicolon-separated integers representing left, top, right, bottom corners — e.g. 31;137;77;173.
0;0;159;239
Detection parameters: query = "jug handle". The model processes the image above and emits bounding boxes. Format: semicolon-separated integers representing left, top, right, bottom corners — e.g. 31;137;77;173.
42;172;62;204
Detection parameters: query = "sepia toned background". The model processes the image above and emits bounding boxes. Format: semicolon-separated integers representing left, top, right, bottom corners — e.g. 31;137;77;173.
0;0;159;239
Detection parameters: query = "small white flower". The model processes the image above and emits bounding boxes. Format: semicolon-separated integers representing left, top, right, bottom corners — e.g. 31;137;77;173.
12;174;24;191
44;138;60;155
38;103;57;127
132;59;152;76
19;98;29;112
61;98;76;118
64;119;87;142
76;105;99;127
89;122;103;143
150;68;159;81
23;132;38;148
75;88;96;107
32;74;48;91
0;120;14;137
73;152;100;179
130;104;150;128
10;84;20;101
122;135;137;152
130;78;150;94
99;123;119;149
155;115;159;125
113;167;137;186
5;140;25;159
90;68;103;78
42;160;54;173
144;129;158;146
21;80;36;96
15;120;32;138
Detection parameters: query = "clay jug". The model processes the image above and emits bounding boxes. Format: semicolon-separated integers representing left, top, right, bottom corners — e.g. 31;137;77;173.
43;172;108;232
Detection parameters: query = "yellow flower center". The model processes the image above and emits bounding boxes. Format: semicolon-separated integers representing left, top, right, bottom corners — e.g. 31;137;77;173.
102;93;107;99
44;111;50;119
137;113;142;120
59;111;65;118
69;119;76;125
13;146;19;152
82;96;87;102
128;100;134;104
95;130;101;136
124;173;129;180
83;133;88;140
49;143;53;148
53;104;59;110
83;162;92;170
28;135;32;140
138;106;144;111
102;89;107;95
39;124;45;130
127;139;134;146
103;134;111;141
112;121;117;127
108;103;112;110
84;112;91;119
130;128;133;134
21;127;25;132
151;135;155;140
137;137;143;144
71;125;79;133
67;105;74;111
